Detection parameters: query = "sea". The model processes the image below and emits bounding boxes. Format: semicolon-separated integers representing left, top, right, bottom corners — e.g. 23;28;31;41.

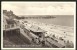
23;15;74;27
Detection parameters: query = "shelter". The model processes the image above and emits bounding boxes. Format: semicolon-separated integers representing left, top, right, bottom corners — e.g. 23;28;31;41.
29;25;46;37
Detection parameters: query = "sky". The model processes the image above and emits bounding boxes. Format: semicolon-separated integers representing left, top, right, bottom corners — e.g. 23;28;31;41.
2;2;76;15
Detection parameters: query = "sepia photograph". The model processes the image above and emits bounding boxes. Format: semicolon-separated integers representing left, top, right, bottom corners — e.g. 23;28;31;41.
1;1;76;48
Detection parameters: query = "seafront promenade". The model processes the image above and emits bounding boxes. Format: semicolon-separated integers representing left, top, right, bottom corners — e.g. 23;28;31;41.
3;9;74;48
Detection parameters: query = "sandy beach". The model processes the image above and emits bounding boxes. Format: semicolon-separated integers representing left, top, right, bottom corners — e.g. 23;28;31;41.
21;20;74;44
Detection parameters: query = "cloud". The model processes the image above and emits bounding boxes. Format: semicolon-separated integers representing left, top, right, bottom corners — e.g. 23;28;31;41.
2;2;75;15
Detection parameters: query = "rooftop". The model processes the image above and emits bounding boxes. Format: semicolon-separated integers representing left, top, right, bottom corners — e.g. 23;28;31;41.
25;25;46;33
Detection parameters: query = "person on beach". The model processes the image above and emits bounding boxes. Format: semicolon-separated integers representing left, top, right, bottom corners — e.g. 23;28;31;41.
35;38;39;45
38;34;46;47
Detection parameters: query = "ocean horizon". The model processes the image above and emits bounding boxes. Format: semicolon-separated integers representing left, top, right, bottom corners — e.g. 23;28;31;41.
21;15;74;27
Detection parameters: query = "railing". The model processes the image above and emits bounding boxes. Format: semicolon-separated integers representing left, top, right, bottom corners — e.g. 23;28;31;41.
4;23;20;30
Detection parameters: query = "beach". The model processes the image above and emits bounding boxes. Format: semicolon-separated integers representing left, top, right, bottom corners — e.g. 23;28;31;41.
21;19;74;44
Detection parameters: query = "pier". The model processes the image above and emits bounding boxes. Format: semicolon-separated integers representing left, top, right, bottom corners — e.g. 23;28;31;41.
3;10;74;48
